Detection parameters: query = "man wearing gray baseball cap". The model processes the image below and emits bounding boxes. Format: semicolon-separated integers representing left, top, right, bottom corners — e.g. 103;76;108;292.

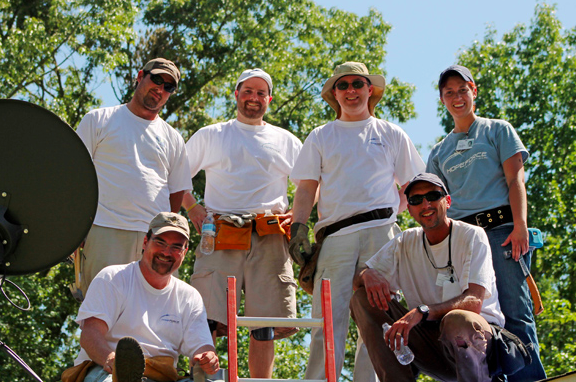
290;62;425;381
65;212;218;382
75;58;191;298
182;68;301;378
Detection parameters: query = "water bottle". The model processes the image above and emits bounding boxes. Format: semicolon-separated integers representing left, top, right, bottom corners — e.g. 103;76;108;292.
382;322;414;365
199;212;216;255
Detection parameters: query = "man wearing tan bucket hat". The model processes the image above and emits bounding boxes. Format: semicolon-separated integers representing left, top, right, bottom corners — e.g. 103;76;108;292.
290;62;425;381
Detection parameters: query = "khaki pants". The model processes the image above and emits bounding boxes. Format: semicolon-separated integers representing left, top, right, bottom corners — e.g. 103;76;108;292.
80;225;146;296
350;288;494;382
304;223;401;382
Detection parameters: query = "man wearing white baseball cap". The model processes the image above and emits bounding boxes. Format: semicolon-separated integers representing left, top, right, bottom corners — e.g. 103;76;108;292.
290;62;425;381
182;68;302;378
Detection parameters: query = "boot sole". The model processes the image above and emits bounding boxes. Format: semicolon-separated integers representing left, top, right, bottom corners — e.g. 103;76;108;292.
115;336;145;382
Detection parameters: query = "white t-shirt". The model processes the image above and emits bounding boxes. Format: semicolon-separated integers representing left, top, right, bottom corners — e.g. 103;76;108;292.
74;262;213;366
290;117;425;235
186;119;302;214
77;105;192;232
366;220;505;326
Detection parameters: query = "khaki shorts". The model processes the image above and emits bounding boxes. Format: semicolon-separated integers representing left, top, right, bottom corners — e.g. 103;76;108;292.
80;225;146;295
190;231;297;334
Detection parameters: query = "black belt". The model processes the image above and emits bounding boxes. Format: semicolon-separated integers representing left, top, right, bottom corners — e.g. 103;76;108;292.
459;205;513;230
324;208;393;238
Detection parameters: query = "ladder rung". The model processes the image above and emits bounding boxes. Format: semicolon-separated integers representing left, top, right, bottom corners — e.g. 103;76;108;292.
239;379;325;382
236;317;323;328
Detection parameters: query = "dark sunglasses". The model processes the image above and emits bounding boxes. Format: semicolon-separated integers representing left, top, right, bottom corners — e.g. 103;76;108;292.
334;80;369;91
407;191;446;206
148;73;177;93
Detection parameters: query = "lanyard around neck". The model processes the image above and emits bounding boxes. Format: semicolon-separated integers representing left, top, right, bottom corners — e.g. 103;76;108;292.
422;222;454;282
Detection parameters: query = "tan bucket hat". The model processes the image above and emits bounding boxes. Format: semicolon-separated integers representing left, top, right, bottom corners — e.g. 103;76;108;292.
321;62;386;118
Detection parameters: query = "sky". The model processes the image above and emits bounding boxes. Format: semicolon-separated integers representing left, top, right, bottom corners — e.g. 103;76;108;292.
314;0;576;159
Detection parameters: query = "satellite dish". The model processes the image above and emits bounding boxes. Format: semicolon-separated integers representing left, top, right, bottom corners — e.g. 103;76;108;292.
0;99;98;275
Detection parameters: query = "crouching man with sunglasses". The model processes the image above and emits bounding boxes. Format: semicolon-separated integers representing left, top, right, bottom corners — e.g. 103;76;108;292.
75;58;191;296
290;62;425;381
351;173;506;382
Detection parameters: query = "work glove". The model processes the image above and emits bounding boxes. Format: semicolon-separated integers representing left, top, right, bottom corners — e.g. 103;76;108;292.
289;222;312;266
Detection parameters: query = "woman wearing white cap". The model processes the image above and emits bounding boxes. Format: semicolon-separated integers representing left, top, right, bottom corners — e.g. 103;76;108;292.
426;65;546;381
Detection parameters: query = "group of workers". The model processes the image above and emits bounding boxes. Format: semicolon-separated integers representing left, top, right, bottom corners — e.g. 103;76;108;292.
61;57;547;382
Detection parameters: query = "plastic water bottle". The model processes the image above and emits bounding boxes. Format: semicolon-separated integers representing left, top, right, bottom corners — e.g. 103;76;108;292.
199;212;216;255
382;322;414;365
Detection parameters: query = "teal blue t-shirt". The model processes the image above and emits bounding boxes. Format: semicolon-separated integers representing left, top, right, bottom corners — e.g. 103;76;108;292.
426;117;528;219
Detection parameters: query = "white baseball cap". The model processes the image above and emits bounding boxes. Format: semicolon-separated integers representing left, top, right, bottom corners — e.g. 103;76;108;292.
235;68;273;95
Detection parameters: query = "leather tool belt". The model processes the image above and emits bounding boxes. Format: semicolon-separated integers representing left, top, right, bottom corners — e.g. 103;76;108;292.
459;205;513;230
298;207;393;294
214;213;289;251
324;207;393;238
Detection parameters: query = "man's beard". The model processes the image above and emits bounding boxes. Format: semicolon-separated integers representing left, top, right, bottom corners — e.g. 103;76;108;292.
238;100;266;119
151;254;174;275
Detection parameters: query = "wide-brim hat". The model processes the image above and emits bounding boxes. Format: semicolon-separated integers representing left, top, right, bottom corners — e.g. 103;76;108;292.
321;62;386;118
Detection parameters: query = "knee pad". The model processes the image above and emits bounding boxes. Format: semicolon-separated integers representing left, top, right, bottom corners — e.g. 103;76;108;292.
207;319;218;333
251;327;274;341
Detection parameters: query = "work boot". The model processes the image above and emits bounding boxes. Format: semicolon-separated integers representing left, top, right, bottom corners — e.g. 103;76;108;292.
112;336;145;382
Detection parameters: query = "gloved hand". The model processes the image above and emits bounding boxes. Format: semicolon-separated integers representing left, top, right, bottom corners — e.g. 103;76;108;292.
289;222;312;266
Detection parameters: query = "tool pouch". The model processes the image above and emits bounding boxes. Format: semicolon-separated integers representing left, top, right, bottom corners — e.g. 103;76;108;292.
214;219;252;251
254;214;287;237
488;324;532;377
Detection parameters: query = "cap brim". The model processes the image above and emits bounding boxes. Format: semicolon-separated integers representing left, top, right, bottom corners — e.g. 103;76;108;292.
321;73;385;118
149;69;179;86
151;226;189;240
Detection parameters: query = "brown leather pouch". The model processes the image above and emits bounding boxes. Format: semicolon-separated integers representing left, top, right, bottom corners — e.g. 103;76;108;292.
254;214;287;236
61;360;95;382
214;219;252;251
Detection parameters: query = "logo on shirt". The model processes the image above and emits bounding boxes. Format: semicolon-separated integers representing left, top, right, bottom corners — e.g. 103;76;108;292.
155;135;167;149
160;314;180;324
368;137;384;147
446;151;488;173
261;143;280;153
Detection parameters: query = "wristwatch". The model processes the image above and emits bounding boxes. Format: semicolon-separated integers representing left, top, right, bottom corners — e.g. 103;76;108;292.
417;304;429;322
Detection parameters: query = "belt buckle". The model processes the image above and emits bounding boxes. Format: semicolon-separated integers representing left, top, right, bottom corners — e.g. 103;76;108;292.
475;213;488;228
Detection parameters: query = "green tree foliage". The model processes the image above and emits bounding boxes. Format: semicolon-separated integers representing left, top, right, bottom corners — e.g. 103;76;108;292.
1;1;137;380
0;0;138;126
112;0;416;141
1;1;418;380
438;3;576;376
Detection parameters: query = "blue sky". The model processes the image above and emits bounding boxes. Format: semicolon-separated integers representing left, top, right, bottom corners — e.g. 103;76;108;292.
315;0;576;159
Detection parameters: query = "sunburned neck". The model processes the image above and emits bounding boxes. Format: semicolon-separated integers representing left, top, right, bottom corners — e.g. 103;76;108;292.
424;219;452;245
